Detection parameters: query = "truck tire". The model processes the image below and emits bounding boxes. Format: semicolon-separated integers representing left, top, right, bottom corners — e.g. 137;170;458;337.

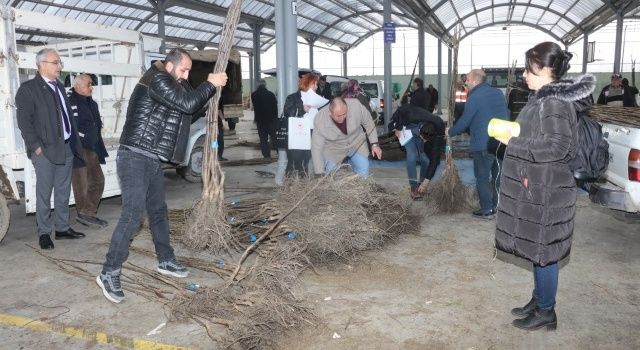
0;195;9;243
178;142;204;183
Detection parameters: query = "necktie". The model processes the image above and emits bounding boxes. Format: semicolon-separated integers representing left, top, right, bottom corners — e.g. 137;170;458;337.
48;80;71;134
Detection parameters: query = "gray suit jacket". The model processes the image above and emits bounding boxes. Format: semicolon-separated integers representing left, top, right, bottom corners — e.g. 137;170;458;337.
16;74;83;164
311;98;378;174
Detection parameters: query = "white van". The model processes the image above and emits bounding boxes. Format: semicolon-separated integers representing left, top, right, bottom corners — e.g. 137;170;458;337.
359;80;384;114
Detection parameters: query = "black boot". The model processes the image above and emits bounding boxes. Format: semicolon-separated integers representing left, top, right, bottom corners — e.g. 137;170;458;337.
511;297;536;317
513;307;557;331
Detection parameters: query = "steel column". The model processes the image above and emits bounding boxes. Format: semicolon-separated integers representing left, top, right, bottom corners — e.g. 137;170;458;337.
383;0;392;133
275;0;286;113
308;37;315;70
284;0;299;96
251;23;262;91
447;47;452;110
248;53;255;93
582;33;588;74
157;0;166;54
437;39;442;114
418;22;425;82
342;48;348;77
613;12;623;73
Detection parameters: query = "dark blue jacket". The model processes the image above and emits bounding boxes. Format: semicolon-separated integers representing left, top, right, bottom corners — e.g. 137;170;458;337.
68;89;108;167
448;82;509;152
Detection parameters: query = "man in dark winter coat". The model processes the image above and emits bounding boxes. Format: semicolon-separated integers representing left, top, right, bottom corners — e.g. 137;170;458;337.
16;48;86;250
97;48;227;304
596;73;636;107
69;74;109;228
448;69;509;219
426;84;439;113
251;79;278;159
409;78;431;111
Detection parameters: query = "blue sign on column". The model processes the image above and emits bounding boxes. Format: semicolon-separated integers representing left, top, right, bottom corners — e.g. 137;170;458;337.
383;22;396;43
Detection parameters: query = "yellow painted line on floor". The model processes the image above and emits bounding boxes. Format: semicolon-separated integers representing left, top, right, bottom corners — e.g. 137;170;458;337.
0;313;190;350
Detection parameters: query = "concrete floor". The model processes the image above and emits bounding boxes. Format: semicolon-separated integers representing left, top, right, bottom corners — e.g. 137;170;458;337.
1;115;639;350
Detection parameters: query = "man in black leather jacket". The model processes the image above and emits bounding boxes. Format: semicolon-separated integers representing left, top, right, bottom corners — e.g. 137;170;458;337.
97;48;227;303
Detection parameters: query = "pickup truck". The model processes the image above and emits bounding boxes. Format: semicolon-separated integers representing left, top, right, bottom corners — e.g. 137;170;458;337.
588;106;640;219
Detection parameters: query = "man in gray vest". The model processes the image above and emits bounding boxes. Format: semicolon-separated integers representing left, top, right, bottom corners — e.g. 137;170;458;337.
16;48;86;250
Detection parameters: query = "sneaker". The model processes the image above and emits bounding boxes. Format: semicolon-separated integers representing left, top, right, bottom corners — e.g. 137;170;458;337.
472;208;495;220
157;259;189;278
96;270;125;303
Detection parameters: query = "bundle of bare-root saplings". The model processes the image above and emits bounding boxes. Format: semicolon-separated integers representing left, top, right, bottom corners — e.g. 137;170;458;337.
168;174;420;349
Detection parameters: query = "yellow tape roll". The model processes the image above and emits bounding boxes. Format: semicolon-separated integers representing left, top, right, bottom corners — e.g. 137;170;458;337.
488;118;520;138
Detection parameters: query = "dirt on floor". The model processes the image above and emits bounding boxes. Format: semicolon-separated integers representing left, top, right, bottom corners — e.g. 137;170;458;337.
1;116;639;350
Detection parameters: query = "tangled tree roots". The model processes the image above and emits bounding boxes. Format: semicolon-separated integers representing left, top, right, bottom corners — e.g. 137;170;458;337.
172;285;315;350
170;241;315;349
182;199;238;254
424;160;475;214
274;174;421;264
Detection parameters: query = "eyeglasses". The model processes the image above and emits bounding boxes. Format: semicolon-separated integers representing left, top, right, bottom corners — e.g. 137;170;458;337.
42;60;64;68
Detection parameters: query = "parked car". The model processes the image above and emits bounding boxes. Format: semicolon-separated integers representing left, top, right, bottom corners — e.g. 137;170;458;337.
359;80;384;114
324;74;349;97
360;79;392;125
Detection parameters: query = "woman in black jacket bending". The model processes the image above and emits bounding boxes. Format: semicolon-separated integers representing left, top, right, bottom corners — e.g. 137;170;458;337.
493;42;595;331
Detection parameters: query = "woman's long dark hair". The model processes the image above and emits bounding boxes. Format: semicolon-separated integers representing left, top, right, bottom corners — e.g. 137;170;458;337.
524;42;573;80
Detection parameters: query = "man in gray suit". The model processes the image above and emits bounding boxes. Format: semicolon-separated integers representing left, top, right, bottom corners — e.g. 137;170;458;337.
16;48;86;250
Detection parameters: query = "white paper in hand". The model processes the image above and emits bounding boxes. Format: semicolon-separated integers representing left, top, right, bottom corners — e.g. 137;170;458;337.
398;127;413;146
301;89;329;108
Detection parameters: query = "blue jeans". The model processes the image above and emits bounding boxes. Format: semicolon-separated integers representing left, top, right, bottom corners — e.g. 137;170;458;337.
325;152;370;176
102;148;175;273
472;151;499;212
405;137;429;189
533;263;559;310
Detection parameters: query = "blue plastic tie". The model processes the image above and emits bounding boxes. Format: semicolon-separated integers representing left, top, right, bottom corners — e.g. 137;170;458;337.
217;259;225;267
186;282;200;291
247;232;257;243
259;218;268;224
287;231;297;240
210;140;219;149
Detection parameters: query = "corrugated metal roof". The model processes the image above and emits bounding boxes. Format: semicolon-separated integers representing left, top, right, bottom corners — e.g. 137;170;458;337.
3;0;639;52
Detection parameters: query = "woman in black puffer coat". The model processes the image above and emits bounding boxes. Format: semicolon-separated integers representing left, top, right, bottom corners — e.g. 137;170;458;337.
493;42;596;331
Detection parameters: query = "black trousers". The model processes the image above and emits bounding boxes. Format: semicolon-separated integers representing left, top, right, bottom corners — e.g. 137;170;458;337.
217;117;224;158
286;149;311;177
257;121;276;158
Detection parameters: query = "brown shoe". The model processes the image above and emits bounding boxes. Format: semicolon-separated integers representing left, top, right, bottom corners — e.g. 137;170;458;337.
410;188;424;201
